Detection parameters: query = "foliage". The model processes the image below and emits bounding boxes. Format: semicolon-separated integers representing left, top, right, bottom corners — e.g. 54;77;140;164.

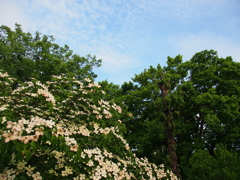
0;71;178;180
0;24;102;87
185;144;240;180
119;50;240;178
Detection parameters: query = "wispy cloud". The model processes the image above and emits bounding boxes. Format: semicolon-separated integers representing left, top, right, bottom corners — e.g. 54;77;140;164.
167;31;240;62
95;46;139;72
0;0;239;82
1;0;142;70
135;0;238;19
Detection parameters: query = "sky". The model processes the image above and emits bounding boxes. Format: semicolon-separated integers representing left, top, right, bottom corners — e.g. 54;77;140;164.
1;0;240;85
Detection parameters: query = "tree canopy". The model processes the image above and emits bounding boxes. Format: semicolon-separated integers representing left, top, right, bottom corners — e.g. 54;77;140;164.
0;24;102;87
118;50;240;179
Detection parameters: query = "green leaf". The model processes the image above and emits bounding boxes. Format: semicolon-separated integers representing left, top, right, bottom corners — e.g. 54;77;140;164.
19;175;27;180
44;130;52;140
51;135;58;146
15;142;23;152
60;143;66;151
73;154;80;162
58;136;65;142
68;151;74;158
31;141;38;152
22;150;32;161
23;142;31;150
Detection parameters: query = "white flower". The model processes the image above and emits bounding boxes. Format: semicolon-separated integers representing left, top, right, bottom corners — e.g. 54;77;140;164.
86;160;94;167
0;104;8;112
84;78;91;82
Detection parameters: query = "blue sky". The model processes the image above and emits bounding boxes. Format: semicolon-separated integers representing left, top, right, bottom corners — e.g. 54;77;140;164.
1;0;240;84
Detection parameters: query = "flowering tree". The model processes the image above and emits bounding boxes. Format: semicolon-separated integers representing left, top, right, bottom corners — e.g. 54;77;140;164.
0;71;178;180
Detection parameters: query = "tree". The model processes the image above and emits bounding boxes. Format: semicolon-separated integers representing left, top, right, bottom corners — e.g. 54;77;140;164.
130;55;186;177
120;50;240;178
176;50;240;177
0;24;102;87
185;144;240;180
0;70;178;180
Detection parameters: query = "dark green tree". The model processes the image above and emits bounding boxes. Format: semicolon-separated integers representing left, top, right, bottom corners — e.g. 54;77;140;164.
126;55;186;177
177;50;240;178
120;50;240;178
185;144;240;180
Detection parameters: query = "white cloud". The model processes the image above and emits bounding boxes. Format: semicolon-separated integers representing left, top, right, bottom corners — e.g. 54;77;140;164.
135;0;237;19
167;31;240;62
0;1;30;29
95;46;139;72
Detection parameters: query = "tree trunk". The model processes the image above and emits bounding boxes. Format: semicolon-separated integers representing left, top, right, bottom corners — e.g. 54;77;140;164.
158;80;180;178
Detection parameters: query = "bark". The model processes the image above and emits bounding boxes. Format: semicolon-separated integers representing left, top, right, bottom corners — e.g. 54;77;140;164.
158;78;180;178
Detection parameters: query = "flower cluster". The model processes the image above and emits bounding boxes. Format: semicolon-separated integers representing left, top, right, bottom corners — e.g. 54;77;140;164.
0;71;178;180
1;116;55;144
0;160;42;180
